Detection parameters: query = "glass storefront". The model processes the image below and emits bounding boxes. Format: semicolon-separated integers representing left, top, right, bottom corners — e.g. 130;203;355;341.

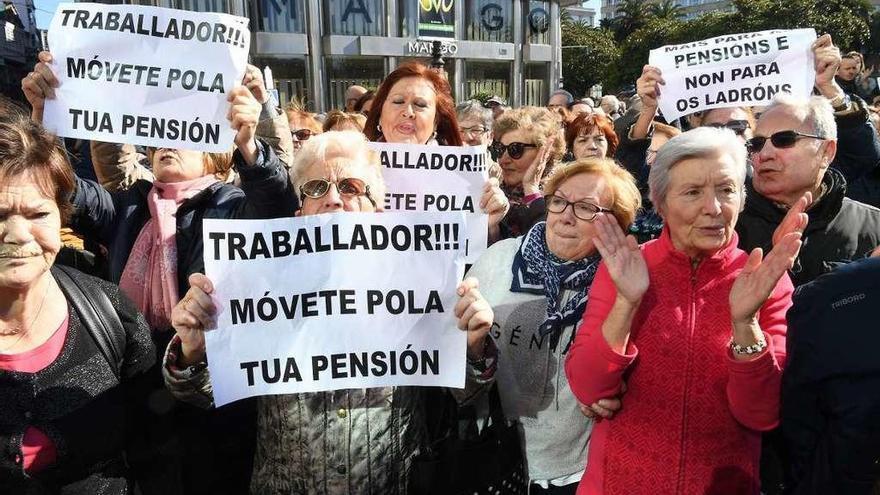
465;61;510;101
466;0;512;43
254;56;309;107
254;0;305;32
524;62;549;106
526;0;550;45
326;57;385;110
325;0;385;36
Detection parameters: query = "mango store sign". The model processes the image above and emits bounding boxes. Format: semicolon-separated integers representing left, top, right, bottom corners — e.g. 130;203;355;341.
407;39;458;56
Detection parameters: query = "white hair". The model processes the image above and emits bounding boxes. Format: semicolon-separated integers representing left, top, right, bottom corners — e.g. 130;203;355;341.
290;130;386;205
760;93;837;140
649;127;748;209
455;100;493;130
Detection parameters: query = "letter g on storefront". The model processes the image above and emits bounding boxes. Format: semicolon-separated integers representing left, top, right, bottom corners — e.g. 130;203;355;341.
480;3;503;31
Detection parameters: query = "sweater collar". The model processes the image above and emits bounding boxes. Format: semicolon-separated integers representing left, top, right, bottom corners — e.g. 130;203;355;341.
657;224;740;270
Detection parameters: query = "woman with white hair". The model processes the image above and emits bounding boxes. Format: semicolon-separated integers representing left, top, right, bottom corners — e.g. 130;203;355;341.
566;127;809;494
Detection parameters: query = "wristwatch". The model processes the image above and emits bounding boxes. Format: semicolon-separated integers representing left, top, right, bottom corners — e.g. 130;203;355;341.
730;337;767;355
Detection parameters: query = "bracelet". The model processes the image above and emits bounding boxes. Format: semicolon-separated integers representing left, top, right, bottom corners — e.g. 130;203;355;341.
730;337;767;355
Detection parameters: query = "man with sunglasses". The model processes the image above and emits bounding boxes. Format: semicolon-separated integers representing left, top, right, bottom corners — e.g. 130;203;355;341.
736;93;880;289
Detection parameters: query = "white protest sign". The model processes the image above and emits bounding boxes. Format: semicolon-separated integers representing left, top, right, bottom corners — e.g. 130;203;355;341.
649;29;816;122
43;3;249;152
369;142;489;263
202;212;467;406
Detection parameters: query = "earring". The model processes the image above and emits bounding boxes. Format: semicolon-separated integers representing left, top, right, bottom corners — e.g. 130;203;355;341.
377;124;383;133
431;130;437;141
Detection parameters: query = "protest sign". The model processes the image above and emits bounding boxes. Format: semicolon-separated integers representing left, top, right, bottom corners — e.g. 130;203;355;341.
369;142;489;263
202;212;467;406
43;3;249;152
648;29;816;122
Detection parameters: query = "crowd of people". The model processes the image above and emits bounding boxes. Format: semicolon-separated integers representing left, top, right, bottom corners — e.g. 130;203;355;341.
1;30;879;495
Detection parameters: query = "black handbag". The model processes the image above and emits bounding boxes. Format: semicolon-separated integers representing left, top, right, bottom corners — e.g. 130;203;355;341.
409;384;527;495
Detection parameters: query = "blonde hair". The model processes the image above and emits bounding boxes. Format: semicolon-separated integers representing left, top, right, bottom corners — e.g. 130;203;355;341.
290;130;386;206
285;99;323;134
322;110;367;132
493;106;566;164
543;158;641;229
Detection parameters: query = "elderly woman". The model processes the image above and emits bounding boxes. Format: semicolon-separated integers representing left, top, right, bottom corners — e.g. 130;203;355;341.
492;106;567;238
163;130;491;493
565;128;808;494
565;113;619;160
285;102;323;152
456;100;493;147
460;158;641;494
22;51;296;494
0;115;155;493
365;62;509;242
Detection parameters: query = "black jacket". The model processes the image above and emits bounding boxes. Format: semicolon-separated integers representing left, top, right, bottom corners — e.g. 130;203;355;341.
0;268;155;495
829;95;880;208
782;257;880;495
736;169;880;287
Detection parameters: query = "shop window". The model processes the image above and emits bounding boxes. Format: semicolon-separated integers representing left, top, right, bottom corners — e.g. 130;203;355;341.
466;0;512;43
524;62;549;107
325;0;385;36
526;1;550;45
326;57;384;110
253;57;309;109
465;61;509;101
253;0;305;33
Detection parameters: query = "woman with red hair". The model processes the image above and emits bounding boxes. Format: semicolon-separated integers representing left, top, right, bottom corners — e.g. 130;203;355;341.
365;62;509;241
565;113;619;160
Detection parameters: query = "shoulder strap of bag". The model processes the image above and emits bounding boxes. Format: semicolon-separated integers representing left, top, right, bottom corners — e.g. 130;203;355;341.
52;265;123;380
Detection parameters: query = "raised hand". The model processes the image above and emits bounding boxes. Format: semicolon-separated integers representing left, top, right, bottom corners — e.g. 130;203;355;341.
812;34;843;98
242;64;269;105
481;177;509;242
171;273;218;367
730;232;802;326
772;192;811;247
522;135;556;196
453;277;494;360
636;65;664;110
592;213;649;305
21;51;58;122
226;85;261;164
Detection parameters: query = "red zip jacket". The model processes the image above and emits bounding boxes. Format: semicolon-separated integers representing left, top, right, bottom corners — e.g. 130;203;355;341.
565;229;792;495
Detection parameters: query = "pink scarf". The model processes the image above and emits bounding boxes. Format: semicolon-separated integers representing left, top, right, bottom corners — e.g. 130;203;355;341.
119;175;219;331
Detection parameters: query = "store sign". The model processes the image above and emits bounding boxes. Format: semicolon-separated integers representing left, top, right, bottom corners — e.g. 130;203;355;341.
343;0;373;23
407;39;458;56
480;3;548;34
529;7;549;34
418;0;455;40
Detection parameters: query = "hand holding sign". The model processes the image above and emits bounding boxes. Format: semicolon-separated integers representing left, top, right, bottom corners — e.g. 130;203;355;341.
21;51;58;122
227;86;261;164
636;65;665;111
172;273;218;368
812;34;844;100
243;64;269;105
454;277;494;360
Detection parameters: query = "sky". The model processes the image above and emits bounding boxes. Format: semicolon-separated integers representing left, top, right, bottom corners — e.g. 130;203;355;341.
33;0;604;30
34;0;60;30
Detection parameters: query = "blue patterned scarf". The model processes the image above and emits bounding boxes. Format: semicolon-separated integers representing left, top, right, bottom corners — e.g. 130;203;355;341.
510;222;601;352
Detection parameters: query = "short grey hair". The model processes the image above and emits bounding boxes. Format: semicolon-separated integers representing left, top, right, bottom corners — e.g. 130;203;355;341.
550;89;574;105
290;130;386;205
455;100;493;130
649;127;748;209
760;93;837;140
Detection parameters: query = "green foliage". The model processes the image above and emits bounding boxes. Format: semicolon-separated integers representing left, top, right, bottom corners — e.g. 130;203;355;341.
573;0;874;93
468;92;492;104
561;22;621;99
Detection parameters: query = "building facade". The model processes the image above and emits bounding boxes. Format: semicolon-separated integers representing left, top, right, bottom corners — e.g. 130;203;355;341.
564;3;596;26
99;0;577;111
2;0;39;102
601;0;733;21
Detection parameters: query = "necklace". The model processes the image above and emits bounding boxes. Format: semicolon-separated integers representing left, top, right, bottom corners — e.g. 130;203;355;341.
0;278;53;353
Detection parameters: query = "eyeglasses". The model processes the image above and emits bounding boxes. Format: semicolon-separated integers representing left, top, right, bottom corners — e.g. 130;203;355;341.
299;178;376;207
745;130;826;154
705;119;750;136
460;125;488;136
490;141;537;160
292;129;313;141
545;194;613;222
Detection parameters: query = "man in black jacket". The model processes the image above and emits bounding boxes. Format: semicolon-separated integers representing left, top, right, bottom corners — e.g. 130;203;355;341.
737;91;880;287
783;256;880;494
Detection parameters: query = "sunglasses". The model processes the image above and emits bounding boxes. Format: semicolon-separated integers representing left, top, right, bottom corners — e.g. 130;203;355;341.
745;130;826;154
705;119;750;136
545;194;612;222
292;128;313;141
490;141;537;160
299;178;376;207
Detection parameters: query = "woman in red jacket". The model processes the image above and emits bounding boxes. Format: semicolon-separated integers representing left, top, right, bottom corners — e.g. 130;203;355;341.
565;127;810;495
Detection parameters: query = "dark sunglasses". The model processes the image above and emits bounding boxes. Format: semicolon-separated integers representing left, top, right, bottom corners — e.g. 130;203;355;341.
292;128;313;141
745;130;826;154
490;141;537;160
545;194;612;222
706;119;750;136
299;178;376;207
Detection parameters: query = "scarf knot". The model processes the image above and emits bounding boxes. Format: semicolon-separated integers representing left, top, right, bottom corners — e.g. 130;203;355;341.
510;222;601;352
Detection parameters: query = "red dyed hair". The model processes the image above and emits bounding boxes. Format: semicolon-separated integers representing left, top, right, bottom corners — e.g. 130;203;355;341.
565;113;619;158
364;62;463;146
